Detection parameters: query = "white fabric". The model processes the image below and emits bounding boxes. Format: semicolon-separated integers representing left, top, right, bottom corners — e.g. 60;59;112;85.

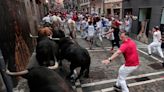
57;16;62;22
148;42;164;58
148;31;164;58
108;21;112;27
116;65;138;92
87;25;95;36
68;19;75;24
42;15;51;23
105;28;114;40
96;21;102;30
81;20;87;30
76;21;81;31
96;21;103;42
67;19;76;32
153;31;161;42
51;15;61;22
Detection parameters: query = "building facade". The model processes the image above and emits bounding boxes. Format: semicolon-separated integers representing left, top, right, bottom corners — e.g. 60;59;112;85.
104;0;122;19
79;0;122;18
79;0;90;13
64;0;80;11
122;0;164;45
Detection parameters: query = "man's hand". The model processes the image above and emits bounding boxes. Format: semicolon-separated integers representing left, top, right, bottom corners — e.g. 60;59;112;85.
102;59;110;65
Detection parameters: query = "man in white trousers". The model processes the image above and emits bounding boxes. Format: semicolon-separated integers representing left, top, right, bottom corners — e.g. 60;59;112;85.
148;26;164;67
102;32;140;92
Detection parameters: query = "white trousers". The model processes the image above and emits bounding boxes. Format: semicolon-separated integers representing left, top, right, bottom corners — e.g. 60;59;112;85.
148;42;164;58
95;28;103;42
116;65;138;92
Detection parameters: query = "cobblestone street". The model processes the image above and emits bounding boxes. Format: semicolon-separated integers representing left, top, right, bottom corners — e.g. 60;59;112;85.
76;37;164;92
1;0;164;92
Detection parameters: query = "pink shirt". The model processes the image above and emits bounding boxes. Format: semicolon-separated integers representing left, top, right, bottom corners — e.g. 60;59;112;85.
119;38;140;66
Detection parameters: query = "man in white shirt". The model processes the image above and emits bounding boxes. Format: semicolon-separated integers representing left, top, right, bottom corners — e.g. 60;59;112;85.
148;26;164;67
96;18;103;41
87;22;95;49
81;18;88;38
42;13;52;26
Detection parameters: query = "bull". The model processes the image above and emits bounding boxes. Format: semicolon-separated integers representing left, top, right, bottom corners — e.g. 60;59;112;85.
51;28;65;44
35;37;59;67
59;37;91;81
6;66;75;92
6;34;75;92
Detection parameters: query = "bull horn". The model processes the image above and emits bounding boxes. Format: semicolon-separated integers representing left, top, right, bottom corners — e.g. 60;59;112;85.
6;69;29;76
50;38;60;40
29;33;38;38
30;33;60;40
48;61;59;70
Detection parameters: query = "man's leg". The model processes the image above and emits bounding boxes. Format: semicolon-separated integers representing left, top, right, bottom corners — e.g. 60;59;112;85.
148;42;156;55
116;65;138;92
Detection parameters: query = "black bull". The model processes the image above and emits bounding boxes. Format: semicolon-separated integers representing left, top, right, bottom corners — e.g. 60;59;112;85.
6;37;75;92
24;67;75;92
7;67;75;92
59;37;91;81
35;37;59;66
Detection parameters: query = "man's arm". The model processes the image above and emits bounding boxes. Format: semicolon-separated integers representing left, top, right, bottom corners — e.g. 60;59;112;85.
110;49;122;61
102;49;122;64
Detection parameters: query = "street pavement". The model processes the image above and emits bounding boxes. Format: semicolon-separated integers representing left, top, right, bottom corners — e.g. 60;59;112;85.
75;36;164;92
2;32;164;92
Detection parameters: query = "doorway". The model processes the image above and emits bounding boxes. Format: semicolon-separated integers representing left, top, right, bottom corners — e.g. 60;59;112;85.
137;8;151;43
124;8;132;17
160;8;164;48
107;9;111;15
114;9;120;17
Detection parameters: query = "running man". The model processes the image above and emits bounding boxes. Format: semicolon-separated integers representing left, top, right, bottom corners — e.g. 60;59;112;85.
148;26;164;67
102;32;140;92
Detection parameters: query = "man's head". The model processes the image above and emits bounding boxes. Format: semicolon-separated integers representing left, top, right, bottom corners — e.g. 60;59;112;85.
120;32;128;41
154;26;159;30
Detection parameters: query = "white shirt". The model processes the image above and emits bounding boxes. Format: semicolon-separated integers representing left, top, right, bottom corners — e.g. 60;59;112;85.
68;19;75;24
153;31;161;43
96;21;102;30
51;15;62;23
87;25;95;36
108;21;112;27
81;20;87;30
42;15;51;23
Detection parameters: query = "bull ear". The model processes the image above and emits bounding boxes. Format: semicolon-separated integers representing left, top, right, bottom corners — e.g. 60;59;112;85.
6;69;29;76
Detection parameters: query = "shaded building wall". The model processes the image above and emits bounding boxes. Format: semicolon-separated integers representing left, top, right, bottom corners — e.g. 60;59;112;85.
25;0;44;35
122;0;164;44
0;0;35;73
